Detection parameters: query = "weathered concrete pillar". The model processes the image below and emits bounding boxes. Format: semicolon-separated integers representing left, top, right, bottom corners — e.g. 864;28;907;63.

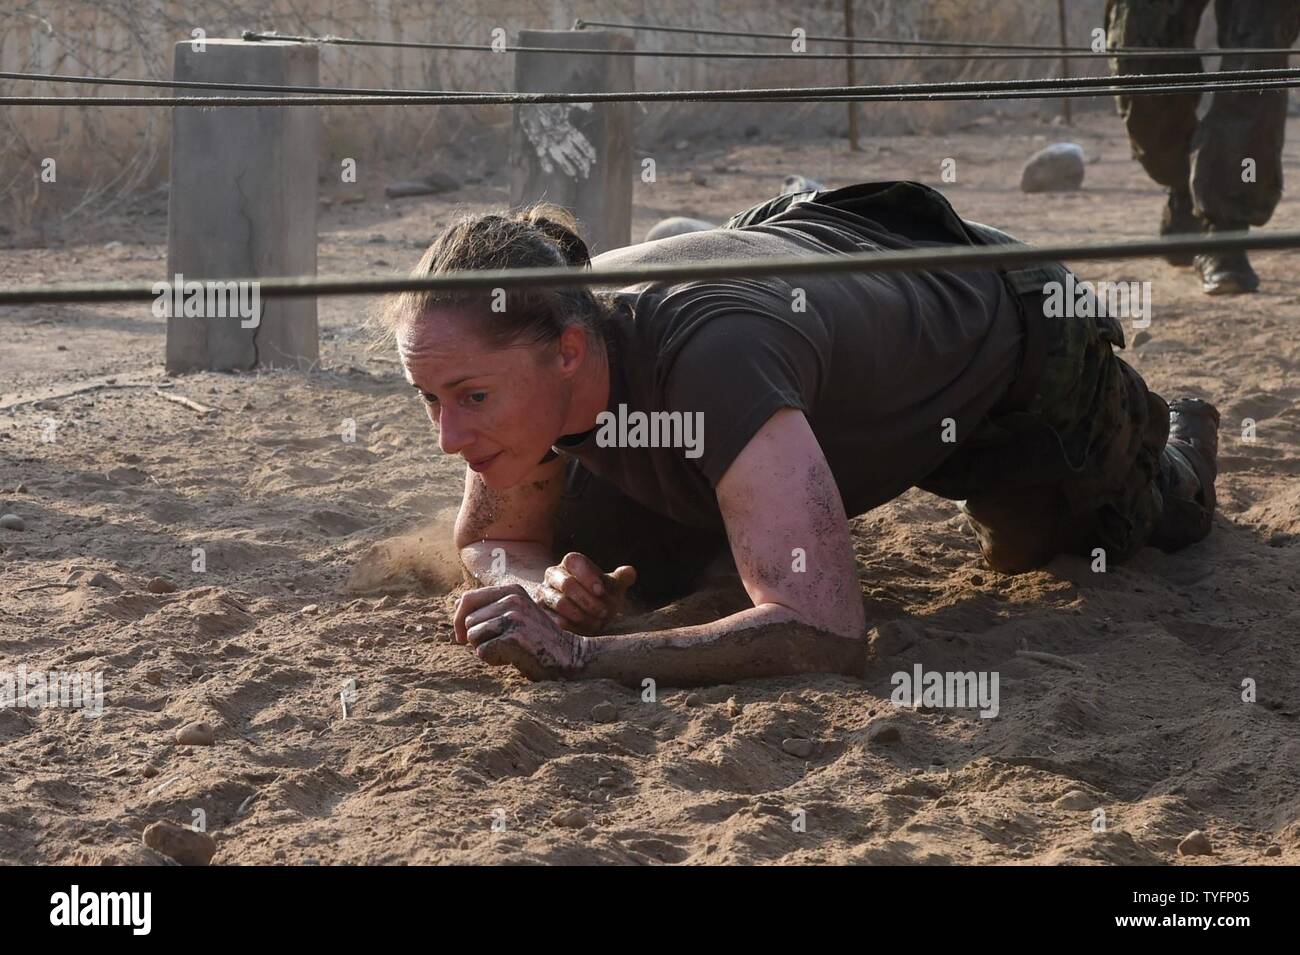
511;30;634;255
165;39;319;373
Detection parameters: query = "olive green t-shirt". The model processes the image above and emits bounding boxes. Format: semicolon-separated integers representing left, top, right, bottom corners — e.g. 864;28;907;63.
553;199;1024;530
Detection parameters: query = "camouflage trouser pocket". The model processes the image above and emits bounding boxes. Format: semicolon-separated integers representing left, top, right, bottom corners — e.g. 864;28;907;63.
924;292;1171;573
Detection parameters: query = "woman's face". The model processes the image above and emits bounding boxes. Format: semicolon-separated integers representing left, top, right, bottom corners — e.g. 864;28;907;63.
397;308;579;489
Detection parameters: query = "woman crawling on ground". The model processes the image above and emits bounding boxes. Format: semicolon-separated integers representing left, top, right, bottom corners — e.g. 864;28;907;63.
382;183;1220;686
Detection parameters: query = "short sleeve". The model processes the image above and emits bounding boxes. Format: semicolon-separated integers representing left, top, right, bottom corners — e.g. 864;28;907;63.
663;312;827;488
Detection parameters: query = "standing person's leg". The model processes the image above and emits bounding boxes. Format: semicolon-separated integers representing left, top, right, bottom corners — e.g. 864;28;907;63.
1106;0;1213;264
1189;0;1300;293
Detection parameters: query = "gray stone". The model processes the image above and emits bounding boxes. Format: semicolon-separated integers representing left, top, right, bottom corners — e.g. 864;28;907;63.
1053;789;1095;811
644;216;714;242
142;820;216;866
551;808;588;828
1020;142;1086;193
781;737;814;758
146;576;178;594
591;701;618;723
176;721;216;746
1177;830;1213;856
782;174;827;195
867;721;902;744
0;514;25;531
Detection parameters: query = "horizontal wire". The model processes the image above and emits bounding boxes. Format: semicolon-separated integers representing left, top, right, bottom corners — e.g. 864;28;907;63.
573;17;1300;57
4;63;1300;107
3;75;1298;108
0;69;484;97
2;230;1297;308
240;29;1296;61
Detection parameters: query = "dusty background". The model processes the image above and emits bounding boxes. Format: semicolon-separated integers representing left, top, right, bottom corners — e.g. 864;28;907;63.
2;0;1116;235
2;52;1300;862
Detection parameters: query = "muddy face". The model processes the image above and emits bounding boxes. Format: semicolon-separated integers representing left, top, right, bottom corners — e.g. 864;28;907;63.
397;307;574;489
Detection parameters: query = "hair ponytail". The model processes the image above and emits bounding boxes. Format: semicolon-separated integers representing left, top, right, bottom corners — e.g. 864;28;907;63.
520;204;591;269
379;202;609;349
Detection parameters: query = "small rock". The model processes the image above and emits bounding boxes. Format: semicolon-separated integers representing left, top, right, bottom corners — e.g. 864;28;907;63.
597;775;618;787
674;139;689;150
781;737;814;758
0;514;25;531
56;345;67;352
1264;844;1281;857
551;808;588;829
867;722;902;744
644;216;714;242
146;576;177;594
1177;830;1214;856
175;721;215;746
591;701;617;723
300;603;319;615
725;697;741;717
1133;329;1152;347
367;233;388;244
690;171;708;186
782;174;826;195
142;821;216;866
86;572;121;591
970;574;985;586
684;692;703;708
142;765;159;779
1020;142;1086;193
190;664;204;678
144;670;164;686
105;466;148;485
374;596;395;610
1053;789;1094;811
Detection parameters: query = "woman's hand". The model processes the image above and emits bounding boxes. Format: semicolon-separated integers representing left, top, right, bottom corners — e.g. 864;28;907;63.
454;583;590;680
535;552;636;636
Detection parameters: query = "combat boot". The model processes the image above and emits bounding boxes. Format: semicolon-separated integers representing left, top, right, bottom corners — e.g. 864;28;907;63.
1150;398;1220;551
1194;223;1260;294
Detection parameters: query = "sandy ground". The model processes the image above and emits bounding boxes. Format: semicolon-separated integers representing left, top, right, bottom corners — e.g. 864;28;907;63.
2;109;1299;865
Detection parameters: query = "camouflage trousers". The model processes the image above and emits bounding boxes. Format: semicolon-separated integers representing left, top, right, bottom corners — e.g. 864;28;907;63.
1106;0;1300;227
916;279;1173;573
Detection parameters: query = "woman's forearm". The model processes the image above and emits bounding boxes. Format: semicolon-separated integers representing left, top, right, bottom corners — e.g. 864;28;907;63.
460;540;552;600
577;603;867;687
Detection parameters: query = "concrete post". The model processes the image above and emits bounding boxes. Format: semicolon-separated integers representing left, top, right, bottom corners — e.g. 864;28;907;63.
511;30;634;255
165;39;319;373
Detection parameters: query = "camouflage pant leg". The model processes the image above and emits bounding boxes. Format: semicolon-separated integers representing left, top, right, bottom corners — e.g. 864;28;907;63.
1105;0;1212;189
1191;0;1300;226
1107;0;1300;224
955;315;1171;573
